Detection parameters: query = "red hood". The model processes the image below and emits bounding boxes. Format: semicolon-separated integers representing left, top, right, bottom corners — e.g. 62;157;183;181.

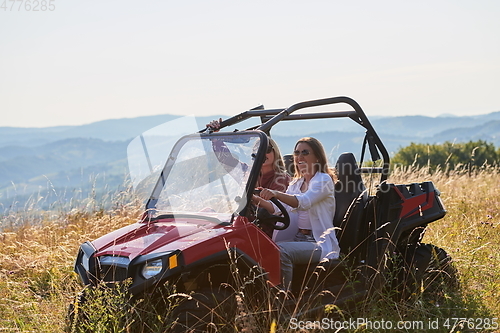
91;217;227;261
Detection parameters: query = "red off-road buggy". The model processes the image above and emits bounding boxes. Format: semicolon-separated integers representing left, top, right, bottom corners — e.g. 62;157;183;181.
71;96;457;331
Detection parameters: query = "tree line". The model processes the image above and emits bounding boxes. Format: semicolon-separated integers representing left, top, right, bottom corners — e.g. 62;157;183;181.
391;140;500;171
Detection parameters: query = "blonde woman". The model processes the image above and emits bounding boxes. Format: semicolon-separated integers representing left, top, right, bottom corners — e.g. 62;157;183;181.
206;119;290;192
256;137;290;192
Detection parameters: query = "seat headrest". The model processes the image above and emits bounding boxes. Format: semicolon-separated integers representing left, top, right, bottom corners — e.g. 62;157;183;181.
335;152;365;194
283;154;295;176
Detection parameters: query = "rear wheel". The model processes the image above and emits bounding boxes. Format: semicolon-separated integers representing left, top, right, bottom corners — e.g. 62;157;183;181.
417;244;459;300
404;243;459;302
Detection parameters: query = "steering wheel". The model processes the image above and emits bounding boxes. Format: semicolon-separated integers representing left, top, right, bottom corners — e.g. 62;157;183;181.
254;190;290;230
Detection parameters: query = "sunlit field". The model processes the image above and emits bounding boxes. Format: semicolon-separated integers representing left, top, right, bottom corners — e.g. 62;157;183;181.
0;166;499;332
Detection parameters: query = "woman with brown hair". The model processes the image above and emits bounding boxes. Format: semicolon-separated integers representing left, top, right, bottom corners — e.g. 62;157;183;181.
253;137;339;290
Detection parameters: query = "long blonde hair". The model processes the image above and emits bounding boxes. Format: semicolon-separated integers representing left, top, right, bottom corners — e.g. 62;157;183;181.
256;138;289;190
269;138;287;175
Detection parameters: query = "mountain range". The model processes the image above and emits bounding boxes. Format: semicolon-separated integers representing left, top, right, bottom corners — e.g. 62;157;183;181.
0;110;498;211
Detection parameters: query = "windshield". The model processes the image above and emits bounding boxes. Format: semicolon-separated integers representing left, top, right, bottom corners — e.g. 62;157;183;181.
127;121;267;222
152;133;262;216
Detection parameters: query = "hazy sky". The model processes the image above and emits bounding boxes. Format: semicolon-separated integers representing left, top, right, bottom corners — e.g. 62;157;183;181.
1;0;499;128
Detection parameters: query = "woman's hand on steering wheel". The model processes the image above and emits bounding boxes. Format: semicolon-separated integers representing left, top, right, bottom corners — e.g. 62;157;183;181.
259;188;278;201
254;188;290;230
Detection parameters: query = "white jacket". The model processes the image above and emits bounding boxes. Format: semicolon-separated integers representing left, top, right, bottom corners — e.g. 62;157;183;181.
272;171;340;259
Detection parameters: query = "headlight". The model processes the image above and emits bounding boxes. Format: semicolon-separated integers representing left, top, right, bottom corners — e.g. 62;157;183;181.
142;259;163;279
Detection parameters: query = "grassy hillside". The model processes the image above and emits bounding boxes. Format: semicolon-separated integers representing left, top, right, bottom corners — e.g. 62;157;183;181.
0;167;499;332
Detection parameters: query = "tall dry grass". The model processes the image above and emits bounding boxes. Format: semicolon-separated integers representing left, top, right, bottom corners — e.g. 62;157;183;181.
390;165;500;316
0;191;142;332
0;166;498;332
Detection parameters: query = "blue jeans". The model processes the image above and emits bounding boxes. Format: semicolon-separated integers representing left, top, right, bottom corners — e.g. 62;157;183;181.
278;232;322;290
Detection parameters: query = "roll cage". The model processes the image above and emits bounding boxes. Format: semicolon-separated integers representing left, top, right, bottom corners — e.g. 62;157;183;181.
200;96;390;183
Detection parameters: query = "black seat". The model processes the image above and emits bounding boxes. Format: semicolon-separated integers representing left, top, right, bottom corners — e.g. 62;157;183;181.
333;152;368;257
283;154;294;176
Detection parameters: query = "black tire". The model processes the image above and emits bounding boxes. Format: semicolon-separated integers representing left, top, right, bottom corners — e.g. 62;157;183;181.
417;244;459;298
170;286;237;333
391;243;459;303
405;243;459;302
65;290;89;333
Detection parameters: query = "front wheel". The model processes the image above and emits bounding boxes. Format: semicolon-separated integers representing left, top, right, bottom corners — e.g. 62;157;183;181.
170;286;237;333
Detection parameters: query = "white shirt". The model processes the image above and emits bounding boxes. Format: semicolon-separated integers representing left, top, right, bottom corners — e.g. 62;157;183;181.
272;171;340;260
297;209;312;230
